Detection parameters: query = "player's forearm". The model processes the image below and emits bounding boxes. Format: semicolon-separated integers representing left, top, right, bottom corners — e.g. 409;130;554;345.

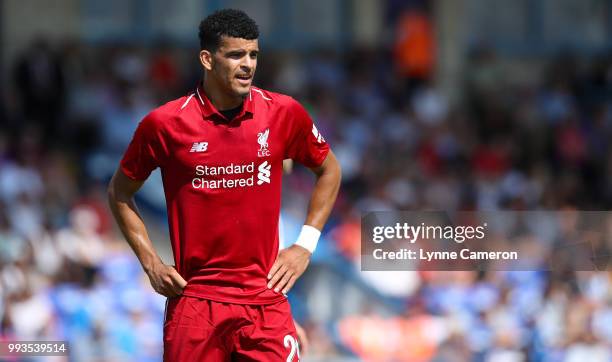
267;153;340;292
108;185;162;272
305;152;342;230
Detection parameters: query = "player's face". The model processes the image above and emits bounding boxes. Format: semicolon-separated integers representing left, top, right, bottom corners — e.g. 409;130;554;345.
210;36;259;98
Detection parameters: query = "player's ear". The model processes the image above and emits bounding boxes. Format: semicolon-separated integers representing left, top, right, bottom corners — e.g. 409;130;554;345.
199;50;213;71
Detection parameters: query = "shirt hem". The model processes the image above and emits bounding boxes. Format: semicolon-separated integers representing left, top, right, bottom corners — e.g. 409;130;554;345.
181;290;287;305
119;164;149;181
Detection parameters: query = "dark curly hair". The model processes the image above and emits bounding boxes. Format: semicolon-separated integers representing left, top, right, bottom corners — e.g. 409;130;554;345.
198;9;259;52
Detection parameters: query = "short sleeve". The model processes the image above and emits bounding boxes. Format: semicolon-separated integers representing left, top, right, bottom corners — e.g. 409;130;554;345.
283;99;330;168
120;113;168;180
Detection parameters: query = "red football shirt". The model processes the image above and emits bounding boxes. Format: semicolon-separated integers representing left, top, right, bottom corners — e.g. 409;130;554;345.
120;84;329;304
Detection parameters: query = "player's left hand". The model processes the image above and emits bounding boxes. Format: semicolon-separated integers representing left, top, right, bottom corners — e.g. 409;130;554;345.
267;244;311;294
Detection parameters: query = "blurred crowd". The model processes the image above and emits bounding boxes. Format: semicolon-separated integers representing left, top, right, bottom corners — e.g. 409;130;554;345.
2;28;612;361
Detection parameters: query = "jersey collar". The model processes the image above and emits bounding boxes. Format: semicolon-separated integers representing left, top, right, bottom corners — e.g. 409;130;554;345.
196;83;254;122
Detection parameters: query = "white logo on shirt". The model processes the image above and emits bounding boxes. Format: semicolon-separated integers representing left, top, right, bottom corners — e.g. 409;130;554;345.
257;161;271;185
257;129;270;157
190;142;208;153
312;125;325;143
191;161;273;190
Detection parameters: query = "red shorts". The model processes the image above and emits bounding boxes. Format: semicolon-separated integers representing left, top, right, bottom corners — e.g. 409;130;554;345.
163;296;301;361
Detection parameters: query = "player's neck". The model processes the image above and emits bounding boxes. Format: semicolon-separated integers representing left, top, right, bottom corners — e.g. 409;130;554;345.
202;78;243;111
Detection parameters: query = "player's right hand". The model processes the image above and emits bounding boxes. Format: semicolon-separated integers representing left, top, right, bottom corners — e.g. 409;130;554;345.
145;262;187;297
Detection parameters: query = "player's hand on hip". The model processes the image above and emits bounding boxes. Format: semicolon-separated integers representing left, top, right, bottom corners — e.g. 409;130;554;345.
145;262;187;298
267;244;311;294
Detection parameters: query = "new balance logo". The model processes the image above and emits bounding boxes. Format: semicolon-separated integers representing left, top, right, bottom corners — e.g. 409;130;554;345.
257;161;271;185
190;142;208;153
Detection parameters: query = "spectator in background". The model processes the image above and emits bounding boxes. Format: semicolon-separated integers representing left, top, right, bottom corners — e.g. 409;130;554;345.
13;39;66;143
393;10;435;95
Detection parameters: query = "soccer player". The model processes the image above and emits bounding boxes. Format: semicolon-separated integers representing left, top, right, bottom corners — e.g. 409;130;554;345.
107;9;341;362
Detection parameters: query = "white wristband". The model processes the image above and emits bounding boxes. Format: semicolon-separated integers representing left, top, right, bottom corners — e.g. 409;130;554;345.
294;225;321;253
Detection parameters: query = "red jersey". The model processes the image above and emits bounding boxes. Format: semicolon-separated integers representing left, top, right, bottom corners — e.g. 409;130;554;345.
120;85;329;304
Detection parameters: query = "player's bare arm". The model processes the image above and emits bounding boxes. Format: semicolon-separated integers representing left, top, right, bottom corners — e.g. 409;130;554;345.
107;169;187;297
268;150;342;293
294;321;309;354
